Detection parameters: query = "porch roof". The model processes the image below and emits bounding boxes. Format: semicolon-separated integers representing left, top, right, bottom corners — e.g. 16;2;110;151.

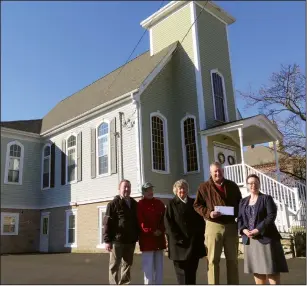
199;115;283;146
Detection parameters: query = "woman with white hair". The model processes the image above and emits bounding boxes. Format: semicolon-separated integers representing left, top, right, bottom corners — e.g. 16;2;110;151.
164;179;206;285
137;182;166;285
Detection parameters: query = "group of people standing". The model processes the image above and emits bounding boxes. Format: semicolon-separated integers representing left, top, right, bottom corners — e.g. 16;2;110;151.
103;162;289;285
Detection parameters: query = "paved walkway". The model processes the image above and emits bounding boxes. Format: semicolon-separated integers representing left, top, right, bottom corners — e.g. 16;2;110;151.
1;253;306;284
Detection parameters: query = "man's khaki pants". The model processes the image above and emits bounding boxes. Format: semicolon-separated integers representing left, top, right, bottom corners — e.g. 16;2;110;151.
109;242;136;285
205;220;239;285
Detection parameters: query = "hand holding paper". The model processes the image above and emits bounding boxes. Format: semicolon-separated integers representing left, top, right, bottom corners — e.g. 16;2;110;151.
214;206;234;216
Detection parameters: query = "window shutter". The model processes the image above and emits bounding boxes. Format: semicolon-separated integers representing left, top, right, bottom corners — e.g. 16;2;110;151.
91;128;96;178
61;139;66;185
77;132;82;182
110;117;117;174
50;143;55;188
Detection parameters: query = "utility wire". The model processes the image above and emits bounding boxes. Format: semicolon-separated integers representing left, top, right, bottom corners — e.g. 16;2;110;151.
104;1;208;101
104;0;165;96
146;1;209;82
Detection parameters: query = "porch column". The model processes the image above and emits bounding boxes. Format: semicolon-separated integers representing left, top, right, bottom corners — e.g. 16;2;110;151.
238;128;247;186
201;135;210;180
273;141;281;182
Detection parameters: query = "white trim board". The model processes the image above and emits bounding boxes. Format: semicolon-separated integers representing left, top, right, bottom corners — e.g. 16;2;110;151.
140;1;235;29
1;128;42;143
213;141;237;151
191;1;209;180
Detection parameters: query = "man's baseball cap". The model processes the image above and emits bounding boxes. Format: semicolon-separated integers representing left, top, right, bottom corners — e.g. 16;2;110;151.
142;182;154;191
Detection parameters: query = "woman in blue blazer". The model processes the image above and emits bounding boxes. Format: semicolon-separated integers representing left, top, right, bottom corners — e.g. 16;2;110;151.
238;174;288;284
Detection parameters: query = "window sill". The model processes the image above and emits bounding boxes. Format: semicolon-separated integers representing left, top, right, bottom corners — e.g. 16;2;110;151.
214;119;228;124
42;187;50;191
4;181;22;185
152;169;170;175
183;170;200;175
65;181;78;186
96;173;111;179
1;232;18;236
64;243;77;248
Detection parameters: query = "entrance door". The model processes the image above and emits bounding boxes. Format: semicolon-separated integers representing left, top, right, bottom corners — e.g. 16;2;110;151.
214;144;237;167
39;213;50;252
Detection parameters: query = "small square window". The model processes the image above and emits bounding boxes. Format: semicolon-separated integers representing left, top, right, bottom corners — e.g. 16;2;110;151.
1;213;19;235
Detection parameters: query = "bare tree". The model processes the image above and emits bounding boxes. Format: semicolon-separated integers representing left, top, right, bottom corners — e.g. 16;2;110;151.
238;64;306;181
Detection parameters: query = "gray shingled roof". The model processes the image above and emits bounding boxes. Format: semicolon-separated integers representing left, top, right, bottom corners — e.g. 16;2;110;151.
1;119;42;134
41;42;178;133
0;42;177;135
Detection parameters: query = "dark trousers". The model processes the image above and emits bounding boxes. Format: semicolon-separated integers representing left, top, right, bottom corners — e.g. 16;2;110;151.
109;242;136;284
173;258;199;285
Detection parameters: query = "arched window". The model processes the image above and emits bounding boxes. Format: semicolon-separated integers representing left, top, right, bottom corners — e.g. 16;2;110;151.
4;141;24;185
66;135;77;183
150;112;169;173
97;122;109;175
181;116;199;173
42;144;51;189
211;70;228;122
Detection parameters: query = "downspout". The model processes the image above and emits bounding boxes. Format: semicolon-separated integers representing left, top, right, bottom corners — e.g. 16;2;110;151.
119;112;124;180
132;91;144;193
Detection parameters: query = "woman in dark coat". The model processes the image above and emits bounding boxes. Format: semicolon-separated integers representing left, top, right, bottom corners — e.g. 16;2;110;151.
164;179;206;285
238;174;288;284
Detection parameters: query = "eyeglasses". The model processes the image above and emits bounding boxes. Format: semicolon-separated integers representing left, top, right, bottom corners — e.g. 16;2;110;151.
247;182;259;185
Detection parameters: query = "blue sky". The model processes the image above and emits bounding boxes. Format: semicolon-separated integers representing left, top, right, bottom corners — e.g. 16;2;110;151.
1;1;305;122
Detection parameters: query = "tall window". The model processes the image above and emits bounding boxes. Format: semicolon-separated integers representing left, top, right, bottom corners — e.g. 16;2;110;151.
42;144;51;189
97;122;109;175
211;70;227;122
181;116;199;173
4;141;24;185
1;212;19;235
65;209;77;248
67;135;77;183
150;113;169;173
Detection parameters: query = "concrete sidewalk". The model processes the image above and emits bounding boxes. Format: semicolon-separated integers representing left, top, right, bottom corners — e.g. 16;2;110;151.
1;253;306;284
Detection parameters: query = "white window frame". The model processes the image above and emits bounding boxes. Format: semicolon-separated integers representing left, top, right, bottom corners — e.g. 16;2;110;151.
4;140;24;185
96;206;107;248
180;115;200;174
41;143;51;190
64;209;77;248
210;69;229;122
1;212;19;235
66;134;78;184
96;120;111;177
150;112;170;174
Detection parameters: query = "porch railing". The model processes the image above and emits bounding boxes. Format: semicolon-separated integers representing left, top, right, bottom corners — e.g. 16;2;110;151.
223;164;245;186
265;171;306;202
224;164;303;214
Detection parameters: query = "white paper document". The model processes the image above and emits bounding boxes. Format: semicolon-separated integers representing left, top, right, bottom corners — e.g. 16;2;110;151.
214;206;234;216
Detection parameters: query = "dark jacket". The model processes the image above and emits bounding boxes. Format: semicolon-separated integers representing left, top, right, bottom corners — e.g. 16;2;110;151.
137;198;166;252
238;192;282;244
103;195;139;244
164;196;206;261
194;177;242;224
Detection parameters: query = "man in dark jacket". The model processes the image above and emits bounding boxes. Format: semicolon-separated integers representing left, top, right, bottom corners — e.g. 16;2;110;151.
194;162;242;285
103;179;139;285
